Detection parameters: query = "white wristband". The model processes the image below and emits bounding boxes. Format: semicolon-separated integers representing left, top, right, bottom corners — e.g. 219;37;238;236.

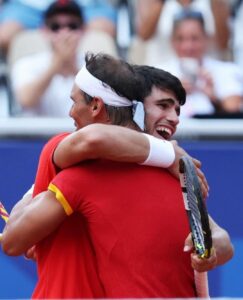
23;184;34;198
140;134;175;168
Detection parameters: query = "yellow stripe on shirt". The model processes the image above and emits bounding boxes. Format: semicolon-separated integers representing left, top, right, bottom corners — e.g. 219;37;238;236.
48;183;73;216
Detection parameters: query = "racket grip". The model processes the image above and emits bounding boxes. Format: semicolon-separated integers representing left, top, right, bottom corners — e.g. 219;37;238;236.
0;233;2;242
194;270;210;299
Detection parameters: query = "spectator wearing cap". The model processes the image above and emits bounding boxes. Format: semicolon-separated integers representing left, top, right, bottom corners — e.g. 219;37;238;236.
10;0;85;117
0;0;117;55
157;9;243;118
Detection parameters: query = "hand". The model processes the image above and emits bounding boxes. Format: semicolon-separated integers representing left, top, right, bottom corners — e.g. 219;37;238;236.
181;78;195;94
198;69;216;103
190;250;217;272
51;30;81;75
168;141;209;199
184;233;217;272
193;159;209;199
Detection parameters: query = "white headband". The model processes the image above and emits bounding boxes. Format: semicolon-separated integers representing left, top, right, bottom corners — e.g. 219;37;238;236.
75;65;145;130
75;65;132;107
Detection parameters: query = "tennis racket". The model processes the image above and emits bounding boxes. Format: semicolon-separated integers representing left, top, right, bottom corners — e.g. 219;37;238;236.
0;201;9;241
179;156;212;298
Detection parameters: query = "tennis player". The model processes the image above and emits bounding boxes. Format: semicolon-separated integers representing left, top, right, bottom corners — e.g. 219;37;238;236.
2;54;233;298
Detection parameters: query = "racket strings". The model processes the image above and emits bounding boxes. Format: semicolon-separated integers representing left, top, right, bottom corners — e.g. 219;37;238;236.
180;161;206;256
179;157;211;298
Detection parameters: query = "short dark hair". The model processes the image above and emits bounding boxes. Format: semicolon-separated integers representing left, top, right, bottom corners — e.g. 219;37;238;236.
44;0;84;25
172;9;205;34
134;65;186;106
84;52;144;127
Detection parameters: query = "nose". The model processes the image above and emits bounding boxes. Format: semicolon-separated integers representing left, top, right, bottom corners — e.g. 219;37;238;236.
69;106;73;118
167;109;179;126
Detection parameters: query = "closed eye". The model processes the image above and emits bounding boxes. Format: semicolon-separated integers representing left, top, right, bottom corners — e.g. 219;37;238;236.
157;103;169;109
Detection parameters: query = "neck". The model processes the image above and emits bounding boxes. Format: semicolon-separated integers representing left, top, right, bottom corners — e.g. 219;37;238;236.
125;121;142;132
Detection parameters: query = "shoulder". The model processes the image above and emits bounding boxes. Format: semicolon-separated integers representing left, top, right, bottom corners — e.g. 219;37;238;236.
43;132;71;148
41;133;70;158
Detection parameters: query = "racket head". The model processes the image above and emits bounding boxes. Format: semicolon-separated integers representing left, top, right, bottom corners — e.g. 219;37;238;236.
179;156;212;258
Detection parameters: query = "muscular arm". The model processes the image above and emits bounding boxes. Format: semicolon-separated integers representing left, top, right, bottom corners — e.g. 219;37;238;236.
54;123;209;198
54;124;150;168
1;191;66;256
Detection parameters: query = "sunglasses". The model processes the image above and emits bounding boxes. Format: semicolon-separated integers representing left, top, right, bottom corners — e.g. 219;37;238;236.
48;22;81;32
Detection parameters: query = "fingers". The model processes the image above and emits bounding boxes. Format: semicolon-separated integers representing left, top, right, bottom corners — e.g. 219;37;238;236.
191;157;209;198
196;167;210;199
184;233;217;272
197;173;209;199
191;157;201;168
184;231;217;272
184;233;193;252
169;144;209;196
191;249;217;272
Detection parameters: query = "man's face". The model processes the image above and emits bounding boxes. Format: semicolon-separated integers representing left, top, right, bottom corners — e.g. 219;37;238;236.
69;84;94;130
172;19;207;60
144;87;180;140
46;13;83;40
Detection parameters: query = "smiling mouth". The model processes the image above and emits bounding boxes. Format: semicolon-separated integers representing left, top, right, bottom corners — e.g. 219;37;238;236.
156;126;173;140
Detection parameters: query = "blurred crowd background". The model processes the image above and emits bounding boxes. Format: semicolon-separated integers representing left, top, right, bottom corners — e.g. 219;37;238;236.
1;2;243;298
0;0;243;120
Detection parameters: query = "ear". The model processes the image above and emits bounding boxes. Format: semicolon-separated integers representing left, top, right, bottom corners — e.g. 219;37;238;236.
91;97;109;122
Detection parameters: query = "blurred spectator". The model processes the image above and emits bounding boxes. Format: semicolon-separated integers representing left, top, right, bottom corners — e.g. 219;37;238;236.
0;0;117;55
10;0;85;117
0;50;12;117
0;1;53;55
158;10;243;118
132;0;231;66
114;0;134;59
231;0;243;70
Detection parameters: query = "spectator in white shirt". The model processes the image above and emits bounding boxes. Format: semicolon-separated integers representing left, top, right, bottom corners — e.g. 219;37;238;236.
159;9;243;118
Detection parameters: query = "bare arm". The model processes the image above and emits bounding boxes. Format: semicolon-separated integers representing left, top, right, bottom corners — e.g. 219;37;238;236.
198;69;243;114
210;0;231;54
1;191;66;256
54;123;209;198
54;124;150;168
220;95;242;113
135;0;164;40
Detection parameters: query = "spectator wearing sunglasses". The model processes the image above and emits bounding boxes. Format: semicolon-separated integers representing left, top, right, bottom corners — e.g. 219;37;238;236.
10;0;86;117
0;0;117;56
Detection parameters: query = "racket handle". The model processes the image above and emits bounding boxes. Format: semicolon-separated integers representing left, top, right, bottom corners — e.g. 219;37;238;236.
0;233;2;242
194;270;210;298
